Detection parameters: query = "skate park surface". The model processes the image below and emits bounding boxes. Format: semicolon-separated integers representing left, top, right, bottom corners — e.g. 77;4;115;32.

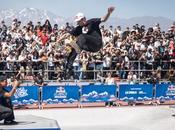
1;105;174;130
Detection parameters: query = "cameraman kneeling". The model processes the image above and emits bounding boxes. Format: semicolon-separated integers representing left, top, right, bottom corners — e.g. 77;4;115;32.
0;75;20;125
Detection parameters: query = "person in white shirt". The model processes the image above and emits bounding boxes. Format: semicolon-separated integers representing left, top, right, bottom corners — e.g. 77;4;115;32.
105;72;115;85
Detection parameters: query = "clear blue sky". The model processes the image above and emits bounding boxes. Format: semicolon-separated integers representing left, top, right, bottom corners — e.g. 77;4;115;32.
0;0;175;20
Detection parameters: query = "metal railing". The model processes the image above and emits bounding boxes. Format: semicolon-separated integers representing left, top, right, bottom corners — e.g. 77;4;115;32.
0;60;174;83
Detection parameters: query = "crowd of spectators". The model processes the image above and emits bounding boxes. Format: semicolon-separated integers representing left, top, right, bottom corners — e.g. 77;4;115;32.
0;19;175;83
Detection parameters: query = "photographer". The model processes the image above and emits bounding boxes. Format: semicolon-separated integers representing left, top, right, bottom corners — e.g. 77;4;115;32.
0;75;20;125
34;73;44;108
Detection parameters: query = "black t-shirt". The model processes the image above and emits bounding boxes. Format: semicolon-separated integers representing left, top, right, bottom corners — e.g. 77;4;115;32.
0;88;5;105
69;18;102;38
34;77;43;85
0;88;5;98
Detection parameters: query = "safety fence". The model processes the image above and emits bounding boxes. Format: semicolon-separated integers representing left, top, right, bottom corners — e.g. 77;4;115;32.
0;60;175;82
6;83;175;109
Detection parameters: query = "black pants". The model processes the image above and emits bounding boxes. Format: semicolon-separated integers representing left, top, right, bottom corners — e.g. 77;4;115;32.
0;104;13;121
0;97;15;121
66;34;103;70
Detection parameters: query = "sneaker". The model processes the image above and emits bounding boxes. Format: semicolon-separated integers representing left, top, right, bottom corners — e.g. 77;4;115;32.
4;120;18;125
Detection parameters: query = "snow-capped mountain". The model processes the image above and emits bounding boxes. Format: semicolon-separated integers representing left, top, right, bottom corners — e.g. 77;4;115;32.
0;8;64;26
0;8;174;31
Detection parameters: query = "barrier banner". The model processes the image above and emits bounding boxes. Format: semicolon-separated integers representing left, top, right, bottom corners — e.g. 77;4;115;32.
6;86;39;105
156;84;175;100
42;85;80;104
119;84;153;101
81;85;117;102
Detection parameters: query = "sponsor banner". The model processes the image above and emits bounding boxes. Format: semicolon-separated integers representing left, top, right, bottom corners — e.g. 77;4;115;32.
6;86;39;105
42;85;80;104
156;84;175;100
81;85;117;102
119;84;153;101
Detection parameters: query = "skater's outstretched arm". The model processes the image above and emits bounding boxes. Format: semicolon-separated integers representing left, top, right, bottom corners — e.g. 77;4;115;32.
101;6;115;22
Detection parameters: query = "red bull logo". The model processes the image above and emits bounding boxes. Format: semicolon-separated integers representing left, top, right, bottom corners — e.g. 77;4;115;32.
166;85;175;96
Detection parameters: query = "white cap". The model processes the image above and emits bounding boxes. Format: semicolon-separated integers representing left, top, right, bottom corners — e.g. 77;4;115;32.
74;12;85;22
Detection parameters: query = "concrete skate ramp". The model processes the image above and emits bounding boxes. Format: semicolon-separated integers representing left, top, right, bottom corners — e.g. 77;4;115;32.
0;115;60;130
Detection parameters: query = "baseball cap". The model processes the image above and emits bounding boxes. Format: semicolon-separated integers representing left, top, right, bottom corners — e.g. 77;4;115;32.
74;12;85;22
0;75;7;82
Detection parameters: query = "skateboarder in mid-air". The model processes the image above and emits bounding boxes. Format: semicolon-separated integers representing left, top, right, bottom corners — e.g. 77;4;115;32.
57;6;115;79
